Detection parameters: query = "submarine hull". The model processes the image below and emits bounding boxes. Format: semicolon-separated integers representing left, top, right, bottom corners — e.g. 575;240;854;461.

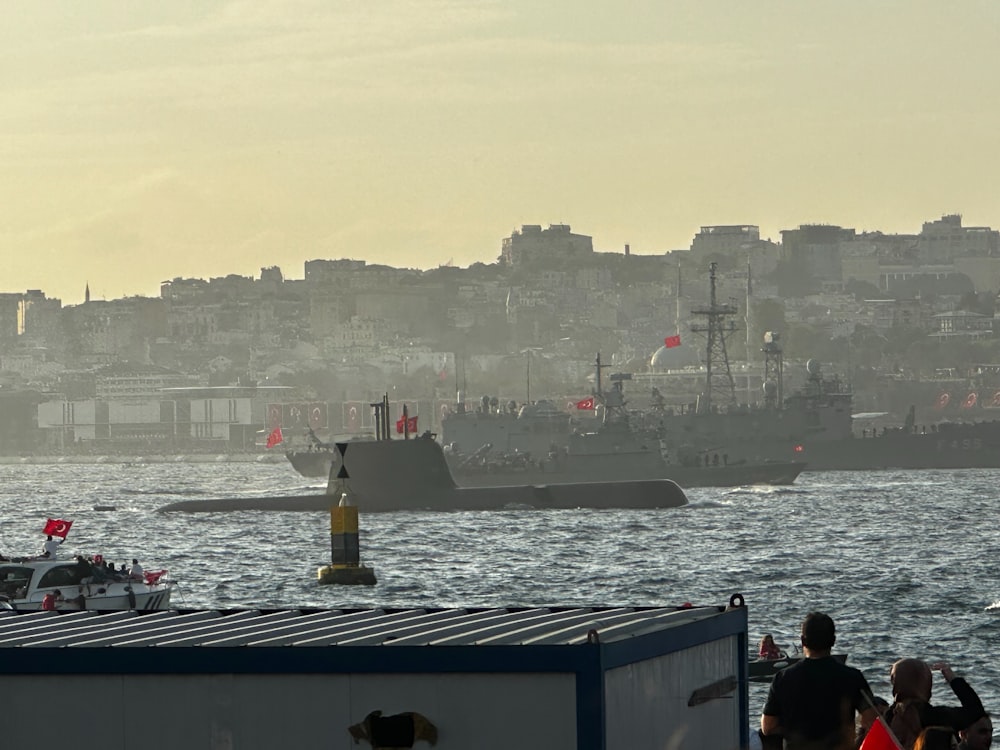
160;436;687;512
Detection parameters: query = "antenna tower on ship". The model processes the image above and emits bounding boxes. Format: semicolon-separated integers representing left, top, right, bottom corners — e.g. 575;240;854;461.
593;352;613;398
690;262;739;412
762;331;784;410
592;353;630;426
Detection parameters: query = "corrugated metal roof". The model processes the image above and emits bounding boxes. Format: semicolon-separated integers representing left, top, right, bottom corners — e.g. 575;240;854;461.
0;606;723;648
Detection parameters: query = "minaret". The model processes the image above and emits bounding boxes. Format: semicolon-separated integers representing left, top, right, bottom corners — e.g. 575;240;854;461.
85;283;91;304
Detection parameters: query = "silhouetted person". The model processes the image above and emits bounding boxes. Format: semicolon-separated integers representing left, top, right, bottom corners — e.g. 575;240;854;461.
761;612;876;749
957;713;992;750
886;659;984;749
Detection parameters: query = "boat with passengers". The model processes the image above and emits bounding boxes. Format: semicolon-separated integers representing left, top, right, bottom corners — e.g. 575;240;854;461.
0;557;173;611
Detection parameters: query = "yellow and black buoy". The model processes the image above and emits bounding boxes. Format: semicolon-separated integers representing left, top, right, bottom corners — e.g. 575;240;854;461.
318;447;376;586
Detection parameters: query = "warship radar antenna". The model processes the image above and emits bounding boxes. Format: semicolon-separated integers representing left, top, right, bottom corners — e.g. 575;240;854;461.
690;262;739;412
762;331;784;410
593;352;613;398
602;372;633;425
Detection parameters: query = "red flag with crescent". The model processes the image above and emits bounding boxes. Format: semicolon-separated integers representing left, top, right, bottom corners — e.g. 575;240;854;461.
664;335;682;348
576;397;595;410
143;570;168;585
396;416;419;434
43;518;73;539
265;427;283;449
345;403;361;431
308;402;327;429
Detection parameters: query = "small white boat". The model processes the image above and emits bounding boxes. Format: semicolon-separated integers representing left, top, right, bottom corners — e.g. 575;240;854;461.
0;558;174;612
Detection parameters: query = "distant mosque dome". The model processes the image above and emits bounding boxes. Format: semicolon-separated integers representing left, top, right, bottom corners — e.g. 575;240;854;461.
650;343;699;370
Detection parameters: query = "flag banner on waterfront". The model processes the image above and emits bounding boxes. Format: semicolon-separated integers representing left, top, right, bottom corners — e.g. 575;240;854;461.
43;518;73;538
664;334;681;348
307;402;328;430
344;402;363;432
144;570;168;585
265;426;283;449
859;716;903;750
396;416;418;433
575;397;595;410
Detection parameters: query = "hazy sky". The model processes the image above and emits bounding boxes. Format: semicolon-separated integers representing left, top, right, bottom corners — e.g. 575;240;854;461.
4;1;999;304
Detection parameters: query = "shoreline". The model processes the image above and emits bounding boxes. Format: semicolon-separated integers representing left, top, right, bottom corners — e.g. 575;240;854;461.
0;453;287;466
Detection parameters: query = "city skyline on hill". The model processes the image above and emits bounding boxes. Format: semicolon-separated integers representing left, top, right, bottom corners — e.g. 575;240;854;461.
4;1;999;304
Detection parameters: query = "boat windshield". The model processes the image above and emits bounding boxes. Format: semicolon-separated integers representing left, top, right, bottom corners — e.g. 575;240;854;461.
0;566;35;598
36;564;90;589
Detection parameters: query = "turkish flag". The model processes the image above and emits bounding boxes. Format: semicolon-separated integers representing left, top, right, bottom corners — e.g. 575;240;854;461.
43;518;73;538
664;335;682;348
859;716;903;750
265;427;283;449
308;402;327;429
344;403;362;431
576;397;595;410
396;416;419;434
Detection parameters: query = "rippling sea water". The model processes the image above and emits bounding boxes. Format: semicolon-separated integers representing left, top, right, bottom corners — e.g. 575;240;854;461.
2;459;999;725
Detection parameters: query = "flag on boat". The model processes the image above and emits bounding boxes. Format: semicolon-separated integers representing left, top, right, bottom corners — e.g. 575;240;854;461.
859;715;903;750
575;397;595;410
664;334;681;348
43;518;73;538
396;416;419;434
265;426;283;449
144;570;168;585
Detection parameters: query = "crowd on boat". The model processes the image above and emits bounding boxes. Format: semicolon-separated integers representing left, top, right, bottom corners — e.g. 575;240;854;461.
2;535;151;581
0;520;172;613
752;612;991;750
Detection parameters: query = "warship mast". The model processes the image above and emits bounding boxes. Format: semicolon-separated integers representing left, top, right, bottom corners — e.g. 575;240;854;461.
690;262;739;413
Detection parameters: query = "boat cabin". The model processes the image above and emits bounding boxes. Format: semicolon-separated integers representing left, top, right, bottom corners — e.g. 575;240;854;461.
0;561;95;599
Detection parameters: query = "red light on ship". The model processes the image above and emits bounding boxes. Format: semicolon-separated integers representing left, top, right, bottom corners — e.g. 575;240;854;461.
794;445;804;453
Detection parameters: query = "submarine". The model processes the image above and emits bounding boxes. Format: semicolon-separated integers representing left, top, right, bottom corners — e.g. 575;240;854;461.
157;434;688;513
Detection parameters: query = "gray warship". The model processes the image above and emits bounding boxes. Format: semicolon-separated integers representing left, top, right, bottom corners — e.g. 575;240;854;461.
286;360;806;489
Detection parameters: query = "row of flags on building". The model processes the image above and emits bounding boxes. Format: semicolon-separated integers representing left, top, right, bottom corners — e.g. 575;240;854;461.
936;391;1000;409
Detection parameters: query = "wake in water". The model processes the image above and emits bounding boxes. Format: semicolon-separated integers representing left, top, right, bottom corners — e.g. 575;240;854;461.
720;486;812;498
120;487;210;496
